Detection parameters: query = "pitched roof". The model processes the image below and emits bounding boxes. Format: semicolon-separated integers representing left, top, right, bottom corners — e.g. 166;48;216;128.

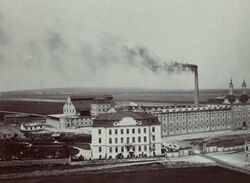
70;95;114;110
71;100;93;110
93;111;160;127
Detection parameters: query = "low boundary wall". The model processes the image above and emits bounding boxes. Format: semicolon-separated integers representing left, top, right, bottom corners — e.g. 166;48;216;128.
0;158;70;167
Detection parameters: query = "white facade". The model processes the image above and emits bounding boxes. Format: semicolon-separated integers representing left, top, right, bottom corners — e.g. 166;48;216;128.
20;123;44;132
148;105;233;136
91;116;161;159
60;116;93;128
232;105;250;129
63;97;77;116
90;103;111;116
63;96;113;117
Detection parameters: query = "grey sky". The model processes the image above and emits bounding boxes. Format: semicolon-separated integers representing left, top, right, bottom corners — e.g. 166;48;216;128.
0;0;250;91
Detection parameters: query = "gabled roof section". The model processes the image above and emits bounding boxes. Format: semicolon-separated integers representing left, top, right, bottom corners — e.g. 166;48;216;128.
93;111;160;127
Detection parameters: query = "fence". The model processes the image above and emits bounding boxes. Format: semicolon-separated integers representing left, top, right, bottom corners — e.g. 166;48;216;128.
165;149;192;158
200;154;250;175
0;158;70;167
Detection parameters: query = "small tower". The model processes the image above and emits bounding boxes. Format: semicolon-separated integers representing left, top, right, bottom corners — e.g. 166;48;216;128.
229;77;234;95
240;79;249;104
242;79;247;95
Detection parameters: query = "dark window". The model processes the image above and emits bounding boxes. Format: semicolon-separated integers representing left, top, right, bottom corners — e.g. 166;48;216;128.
115;129;118;135
152;127;155;132
132;137;135;143
152;135;155;141
138;146;141;151
127;129;129;134
99;147;102;152
109;129;112;135
121;129;124;134
132;129;135;134
98;129;101;135
138;136;141;143
99;138;102;143
109;138;112;144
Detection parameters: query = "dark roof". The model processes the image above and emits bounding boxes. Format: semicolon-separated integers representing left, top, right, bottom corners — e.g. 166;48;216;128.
93;111;160;127
70;95;114;110
92;98;113;104
226;95;237;103
239;94;249;104
71;100;93;110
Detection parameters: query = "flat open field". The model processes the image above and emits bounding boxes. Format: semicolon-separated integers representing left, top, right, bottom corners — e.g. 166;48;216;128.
1;167;249;183
1;88;234;103
1;87;245;115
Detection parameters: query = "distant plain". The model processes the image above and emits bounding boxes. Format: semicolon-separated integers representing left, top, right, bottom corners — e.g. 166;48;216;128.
0;87;249;115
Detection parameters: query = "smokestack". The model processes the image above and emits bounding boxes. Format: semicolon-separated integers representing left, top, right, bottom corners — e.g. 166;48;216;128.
194;66;199;106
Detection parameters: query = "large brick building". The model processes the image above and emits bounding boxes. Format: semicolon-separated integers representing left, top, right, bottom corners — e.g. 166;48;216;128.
152;105;232;136
118;104;250;137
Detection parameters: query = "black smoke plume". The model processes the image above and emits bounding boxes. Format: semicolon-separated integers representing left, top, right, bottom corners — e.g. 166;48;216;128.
124;46;197;73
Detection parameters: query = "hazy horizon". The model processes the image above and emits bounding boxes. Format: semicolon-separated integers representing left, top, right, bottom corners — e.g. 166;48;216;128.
0;0;250;91
1;86;248;94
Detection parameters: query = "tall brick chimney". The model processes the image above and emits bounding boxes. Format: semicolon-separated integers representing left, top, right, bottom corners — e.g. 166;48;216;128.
194;66;199;106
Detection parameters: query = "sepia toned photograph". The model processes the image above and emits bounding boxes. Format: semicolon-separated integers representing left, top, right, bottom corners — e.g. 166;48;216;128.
0;0;250;182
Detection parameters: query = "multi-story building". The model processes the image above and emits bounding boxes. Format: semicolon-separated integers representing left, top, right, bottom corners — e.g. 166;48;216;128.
151;105;232;137
59;115;93;128
91;111;161;159
63;95;114;117
231;105;250;129
116;79;250;137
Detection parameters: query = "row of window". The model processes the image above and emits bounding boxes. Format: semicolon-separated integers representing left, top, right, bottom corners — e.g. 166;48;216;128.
98;127;155;135
66;121;92;127
65;119;92;122
163;119;231;127
64;109;75;114
98;145;150;153
163;118;231;125
98;135;156;144
161;113;231;121
92;108;109;113
91;104;110;108
65;102;72;106
166;124;230;132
